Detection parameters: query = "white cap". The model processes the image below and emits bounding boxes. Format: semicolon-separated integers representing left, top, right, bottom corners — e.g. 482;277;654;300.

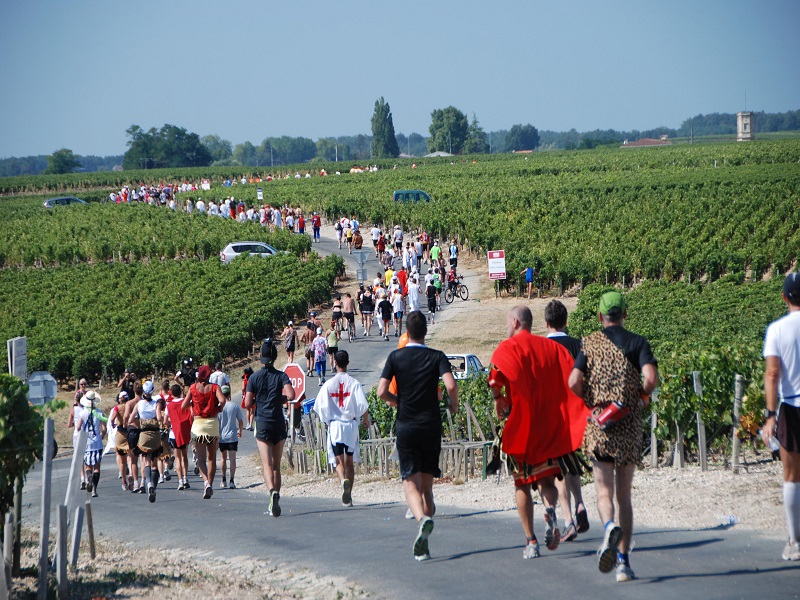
317;327;323;334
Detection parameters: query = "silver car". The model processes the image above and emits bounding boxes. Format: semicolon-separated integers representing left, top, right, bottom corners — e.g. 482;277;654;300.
446;354;489;380
220;241;280;264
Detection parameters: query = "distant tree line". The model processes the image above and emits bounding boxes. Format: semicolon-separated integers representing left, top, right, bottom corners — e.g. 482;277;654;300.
2;109;798;177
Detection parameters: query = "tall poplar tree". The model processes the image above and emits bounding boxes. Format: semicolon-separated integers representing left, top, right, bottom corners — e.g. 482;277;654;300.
371;97;400;158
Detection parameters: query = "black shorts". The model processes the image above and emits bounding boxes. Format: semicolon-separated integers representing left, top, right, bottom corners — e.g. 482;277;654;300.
373;239;379;247
332;442;354;457
395;241;402;249
778;403;800;454
427;298;437;313
328;346;338;355
396;423;442;479
255;420;288;445
344;312;355;323
332;311;343;321
422;243;429;251
219;441;239;452
449;257;457;267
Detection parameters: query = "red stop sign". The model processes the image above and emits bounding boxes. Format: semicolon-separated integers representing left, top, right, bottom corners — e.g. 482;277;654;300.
283;362;306;401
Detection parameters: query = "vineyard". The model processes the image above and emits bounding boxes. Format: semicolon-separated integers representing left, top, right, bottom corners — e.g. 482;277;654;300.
1;140;797;455
0;202;310;267
0;253;343;380
51;139;797;290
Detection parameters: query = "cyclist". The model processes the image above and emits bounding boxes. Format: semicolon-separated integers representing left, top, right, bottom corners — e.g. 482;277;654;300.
342;293;358;341
332;295;344;332
447;266;459;298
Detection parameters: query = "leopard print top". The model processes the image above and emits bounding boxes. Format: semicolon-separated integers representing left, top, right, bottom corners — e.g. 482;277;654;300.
581;331;643;465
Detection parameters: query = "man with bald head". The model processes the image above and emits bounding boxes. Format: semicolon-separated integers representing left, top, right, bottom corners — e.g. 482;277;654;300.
489;305;588;560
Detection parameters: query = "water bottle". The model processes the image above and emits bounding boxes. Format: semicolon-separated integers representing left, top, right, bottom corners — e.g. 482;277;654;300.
593;402;631;430
757;429;781;453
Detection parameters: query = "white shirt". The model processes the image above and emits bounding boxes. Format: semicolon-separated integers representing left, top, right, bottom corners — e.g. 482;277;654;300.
764;310;800;407
209;370;230;386
371;227;381;241
313;372;369;464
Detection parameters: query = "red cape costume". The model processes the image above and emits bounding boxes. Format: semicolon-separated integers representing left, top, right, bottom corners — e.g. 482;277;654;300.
490;331;588;465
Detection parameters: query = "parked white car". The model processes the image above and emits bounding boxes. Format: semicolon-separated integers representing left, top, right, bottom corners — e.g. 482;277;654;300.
446;354;488;380
220;241;280;264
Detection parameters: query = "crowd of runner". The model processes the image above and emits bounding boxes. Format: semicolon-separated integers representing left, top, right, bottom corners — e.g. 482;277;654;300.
67;217;799;585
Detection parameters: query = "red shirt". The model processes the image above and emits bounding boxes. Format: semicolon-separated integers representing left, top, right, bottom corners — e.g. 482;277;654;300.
189;383;221;418
312;215;321;227
167;399;193;447
489;331;588;464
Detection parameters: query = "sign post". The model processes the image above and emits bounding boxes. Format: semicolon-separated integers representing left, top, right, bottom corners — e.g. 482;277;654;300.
283;363;306;456
488;250;506;298
7;337;27;381
257;187;263;201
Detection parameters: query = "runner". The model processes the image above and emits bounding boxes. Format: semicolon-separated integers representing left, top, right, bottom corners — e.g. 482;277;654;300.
76;391;106;498
544;300;589;541
300;321;316;377
448;239;459;269
122;383;144;494
361;286;375;337
429;240;441;268
392;285;405;337
245;340;295;517
420;230;430;264
153;380;174;484
313;350;370;506
326;321;341;370
761;273;800;562
182;365;227;499
353;228;364;251
377;311;458;561
489;306;589;559
432;268;442;309
335;219;344;249
241;367;255;431
371;224;381;258
281;321;297;364
568;292;658;582
312;212;321;243
68;388;88;490
426;278;437;325
377;291;393;341
311;327;329;385
110;391;131;490
166;383;193;490
127;380;165;503
218;385;243;489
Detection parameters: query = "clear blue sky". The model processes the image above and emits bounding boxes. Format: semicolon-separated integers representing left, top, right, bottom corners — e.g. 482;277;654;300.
1;0;798;158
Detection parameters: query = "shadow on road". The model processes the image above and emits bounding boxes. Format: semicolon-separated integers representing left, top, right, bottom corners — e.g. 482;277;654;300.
642;563;800;584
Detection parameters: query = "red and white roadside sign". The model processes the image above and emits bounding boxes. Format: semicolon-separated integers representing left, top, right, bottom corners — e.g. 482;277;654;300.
488;250;506;280
283;362;306;401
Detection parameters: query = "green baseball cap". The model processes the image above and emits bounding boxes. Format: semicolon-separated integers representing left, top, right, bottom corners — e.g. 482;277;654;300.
599;291;626;315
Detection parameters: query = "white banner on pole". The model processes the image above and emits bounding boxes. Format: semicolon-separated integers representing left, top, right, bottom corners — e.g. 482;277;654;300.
7;337;27;381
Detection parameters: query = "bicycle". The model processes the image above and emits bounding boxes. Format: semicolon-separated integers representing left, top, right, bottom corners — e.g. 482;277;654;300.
347;316;356;343
444;275;470;303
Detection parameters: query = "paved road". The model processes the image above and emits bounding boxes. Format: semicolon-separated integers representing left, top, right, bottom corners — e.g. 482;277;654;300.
19;229;800;597
21;436;800;599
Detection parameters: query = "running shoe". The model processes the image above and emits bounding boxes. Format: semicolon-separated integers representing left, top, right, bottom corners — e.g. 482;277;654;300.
164;470;172;481
784;539;800;561
413;517;434;561
138;486;145;494
203;485;213;500
194;466;200;476
598;523;623;573
158;475;165;484
86;481;93;494
405;508;415;520
270;491;281;517
229;480;236;490
615;562;636;582
81;481;86;491
131;486;139;494
91;490;98;498
184;480;191;489
222;478;228;489
342;479;352;506
118;472;122;479
178;481;185;491
523;542;540;559
562;522;578;542
576;505;590;534
148;484;156;503
127;475;134;490
122;481;128;491
544;507;560;551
